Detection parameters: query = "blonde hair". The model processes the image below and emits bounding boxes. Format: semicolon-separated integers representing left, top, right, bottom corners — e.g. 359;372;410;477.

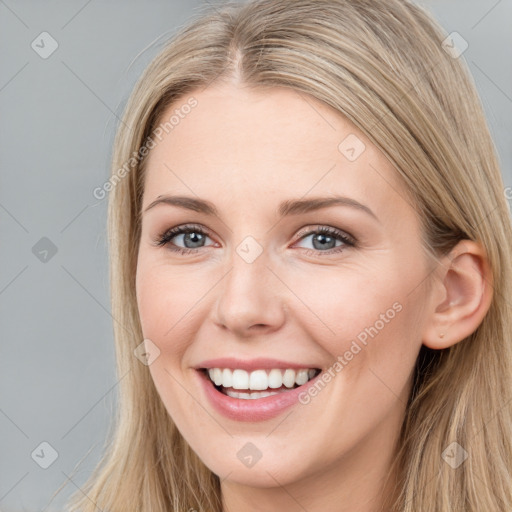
64;1;512;510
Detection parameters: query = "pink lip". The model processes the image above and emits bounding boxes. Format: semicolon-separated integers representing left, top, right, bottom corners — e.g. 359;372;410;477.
195;368;322;422
195;357;320;372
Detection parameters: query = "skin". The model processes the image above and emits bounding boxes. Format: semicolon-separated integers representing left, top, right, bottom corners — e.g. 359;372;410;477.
135;81;493;512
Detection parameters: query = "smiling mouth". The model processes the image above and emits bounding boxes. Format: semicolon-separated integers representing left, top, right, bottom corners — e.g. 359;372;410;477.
200;367;322;400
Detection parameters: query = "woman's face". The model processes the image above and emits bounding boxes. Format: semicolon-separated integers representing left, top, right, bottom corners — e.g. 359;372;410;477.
136;83;434;491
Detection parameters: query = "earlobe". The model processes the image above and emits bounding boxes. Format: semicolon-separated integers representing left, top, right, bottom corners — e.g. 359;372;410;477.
422;240;493;350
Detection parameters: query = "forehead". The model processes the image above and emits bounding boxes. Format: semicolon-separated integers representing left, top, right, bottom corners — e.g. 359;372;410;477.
142;83;413;224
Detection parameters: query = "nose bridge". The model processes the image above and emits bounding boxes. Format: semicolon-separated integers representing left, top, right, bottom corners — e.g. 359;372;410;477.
227;238;270;296
212;234;285;334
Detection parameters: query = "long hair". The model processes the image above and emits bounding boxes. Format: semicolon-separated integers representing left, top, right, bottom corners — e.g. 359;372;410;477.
65;1;512;510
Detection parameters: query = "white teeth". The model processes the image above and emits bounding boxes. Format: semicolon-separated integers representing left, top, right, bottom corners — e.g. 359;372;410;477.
268;368;283;388
222;368;232;387
249;369;268;390
225;389;281;399
211;368;223;386
232;369;249;389
295;369;309;386
282;369;296;388
206;367;319;391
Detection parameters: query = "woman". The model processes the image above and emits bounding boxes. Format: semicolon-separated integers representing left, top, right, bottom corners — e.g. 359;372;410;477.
66;0;512;510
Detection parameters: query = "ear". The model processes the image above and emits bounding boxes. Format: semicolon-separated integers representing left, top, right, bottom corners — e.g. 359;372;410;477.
422;240;493;349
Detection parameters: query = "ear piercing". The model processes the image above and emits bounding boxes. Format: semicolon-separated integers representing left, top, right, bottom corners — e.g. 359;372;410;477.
439;332;445;338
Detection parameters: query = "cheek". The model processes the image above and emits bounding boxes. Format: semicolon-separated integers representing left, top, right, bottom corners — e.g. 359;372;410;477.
136;260;206;348
281;268;423;455
283;265;408;346
284;260;425;392
135;262;210;426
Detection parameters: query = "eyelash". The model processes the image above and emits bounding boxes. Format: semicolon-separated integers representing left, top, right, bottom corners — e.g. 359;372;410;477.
154;223;357;256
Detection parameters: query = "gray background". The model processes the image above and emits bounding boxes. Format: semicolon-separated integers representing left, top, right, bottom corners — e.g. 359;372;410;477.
0;1;510;510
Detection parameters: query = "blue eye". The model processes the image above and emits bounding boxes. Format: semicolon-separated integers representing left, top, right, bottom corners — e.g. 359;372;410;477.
155;224;214;255
294;226;356;254
154;224;356;256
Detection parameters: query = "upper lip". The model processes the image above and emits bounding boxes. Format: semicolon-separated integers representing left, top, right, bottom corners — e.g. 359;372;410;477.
194;357;321;372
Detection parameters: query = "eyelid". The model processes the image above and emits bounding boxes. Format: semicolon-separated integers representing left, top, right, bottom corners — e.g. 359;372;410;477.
294;225;356;246
153;223;214;247
154;222;357;257
155;223;355;244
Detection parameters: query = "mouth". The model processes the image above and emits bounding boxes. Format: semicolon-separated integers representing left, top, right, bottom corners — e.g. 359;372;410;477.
199;367;322;400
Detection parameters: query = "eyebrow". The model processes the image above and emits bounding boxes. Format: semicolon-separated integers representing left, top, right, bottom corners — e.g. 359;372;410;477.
143;194;378;221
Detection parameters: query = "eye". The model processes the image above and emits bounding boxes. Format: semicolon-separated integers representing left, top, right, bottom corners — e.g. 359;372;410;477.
153;223;356;256
293;225;356;254
154;224;215;255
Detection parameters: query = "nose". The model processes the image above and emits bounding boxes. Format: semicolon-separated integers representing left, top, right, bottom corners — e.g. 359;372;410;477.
211;244;286;338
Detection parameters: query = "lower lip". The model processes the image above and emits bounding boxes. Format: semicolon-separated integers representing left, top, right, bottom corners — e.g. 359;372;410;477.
196;369;321;422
